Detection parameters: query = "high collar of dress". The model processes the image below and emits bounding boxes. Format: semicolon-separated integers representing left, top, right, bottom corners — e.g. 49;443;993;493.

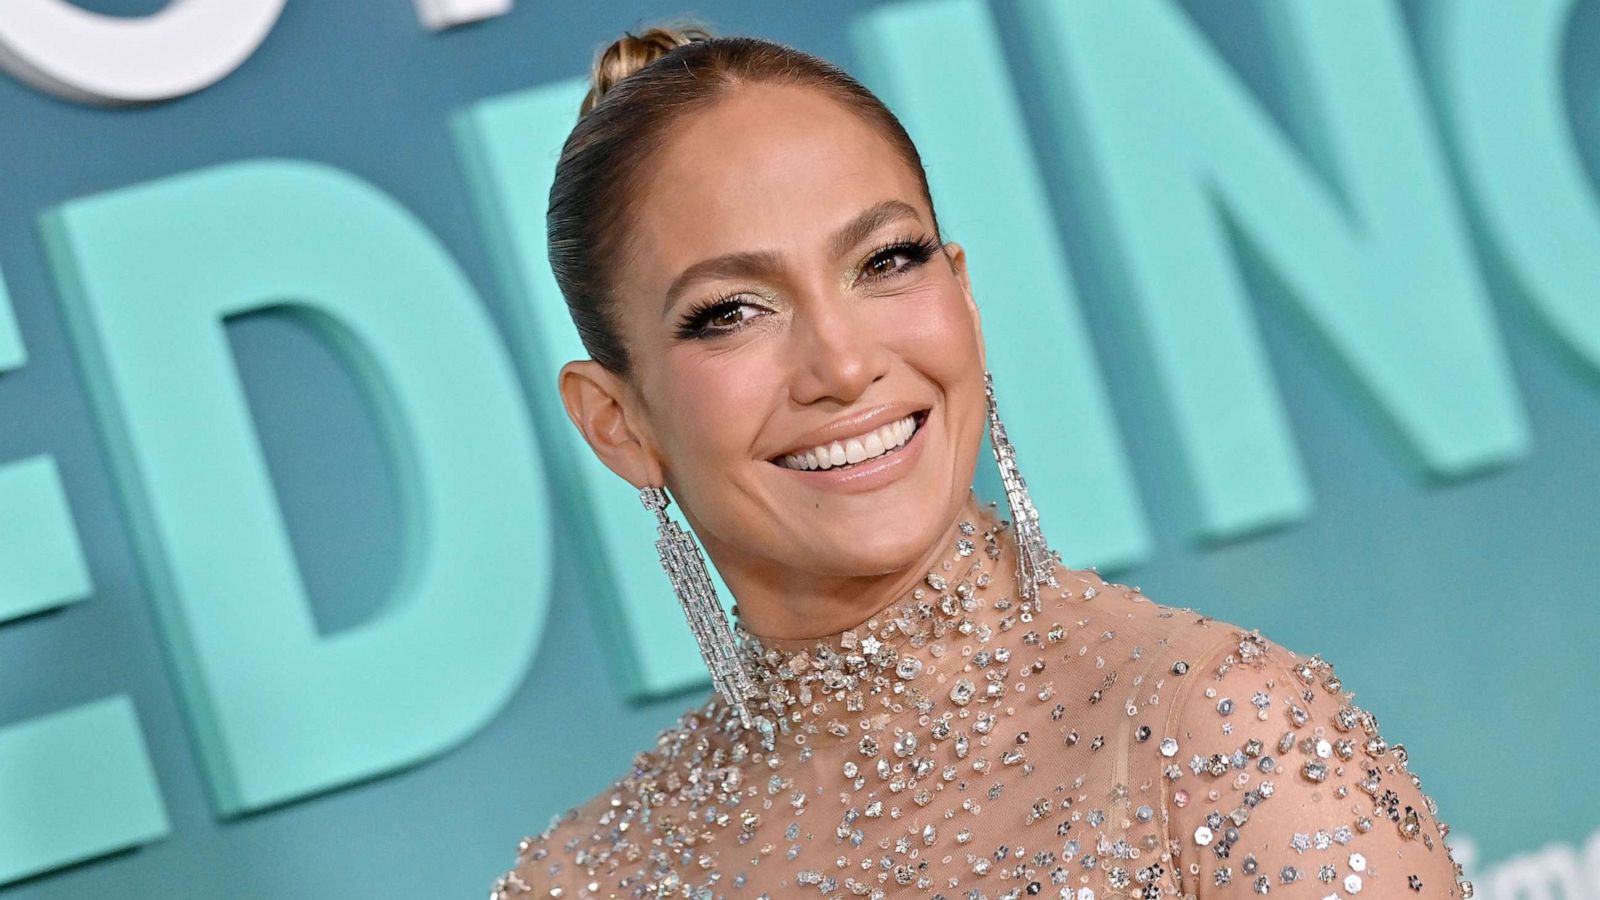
728;502;1022;744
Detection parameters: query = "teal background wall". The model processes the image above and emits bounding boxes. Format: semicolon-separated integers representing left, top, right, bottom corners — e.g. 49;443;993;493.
1;0;1597;896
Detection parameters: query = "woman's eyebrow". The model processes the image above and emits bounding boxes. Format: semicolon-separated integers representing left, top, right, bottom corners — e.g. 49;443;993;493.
661;248;785;317
826;198;922;260
660;199;923;317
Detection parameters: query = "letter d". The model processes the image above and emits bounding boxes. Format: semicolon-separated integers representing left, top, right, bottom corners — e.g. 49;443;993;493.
40;159;551;814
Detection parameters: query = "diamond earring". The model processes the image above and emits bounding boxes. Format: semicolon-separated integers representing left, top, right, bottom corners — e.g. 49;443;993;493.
639;485;757;728
983;369;1059;604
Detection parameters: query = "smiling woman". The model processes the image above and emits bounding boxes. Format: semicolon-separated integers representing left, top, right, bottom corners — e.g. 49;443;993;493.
490;21;1475;900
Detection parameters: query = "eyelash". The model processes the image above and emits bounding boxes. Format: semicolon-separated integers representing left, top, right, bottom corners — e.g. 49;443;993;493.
674;234;944;340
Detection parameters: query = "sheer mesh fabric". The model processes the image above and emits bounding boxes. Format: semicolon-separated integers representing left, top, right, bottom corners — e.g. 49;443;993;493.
491;503;1470;898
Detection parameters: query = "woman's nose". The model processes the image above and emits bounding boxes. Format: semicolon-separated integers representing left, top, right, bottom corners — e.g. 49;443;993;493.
787;291;888;406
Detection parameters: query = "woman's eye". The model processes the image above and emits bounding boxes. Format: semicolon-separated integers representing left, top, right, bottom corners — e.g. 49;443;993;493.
861;236;940;282
865;248;912;278
677;298;766;339
708;304;755;328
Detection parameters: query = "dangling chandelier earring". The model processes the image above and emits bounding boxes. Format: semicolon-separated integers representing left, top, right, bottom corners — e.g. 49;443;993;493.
983;369;1060;604
639;485;757;729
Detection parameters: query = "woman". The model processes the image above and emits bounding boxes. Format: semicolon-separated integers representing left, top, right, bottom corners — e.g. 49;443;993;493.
492;23;1473;900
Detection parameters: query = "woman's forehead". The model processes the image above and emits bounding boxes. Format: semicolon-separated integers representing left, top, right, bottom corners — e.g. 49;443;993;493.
628;84;927;270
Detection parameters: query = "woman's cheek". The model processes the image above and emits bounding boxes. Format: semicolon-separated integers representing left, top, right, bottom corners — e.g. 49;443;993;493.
882;285;980;363
667;357;772;463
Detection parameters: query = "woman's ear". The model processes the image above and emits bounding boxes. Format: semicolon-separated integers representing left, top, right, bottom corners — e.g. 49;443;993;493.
943;240;985;370
558;359;664;488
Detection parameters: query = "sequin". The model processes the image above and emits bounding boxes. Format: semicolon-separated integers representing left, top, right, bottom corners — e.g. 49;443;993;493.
490;506;1473;898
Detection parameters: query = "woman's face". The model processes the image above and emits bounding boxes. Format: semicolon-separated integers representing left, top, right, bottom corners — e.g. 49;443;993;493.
567;81;987;588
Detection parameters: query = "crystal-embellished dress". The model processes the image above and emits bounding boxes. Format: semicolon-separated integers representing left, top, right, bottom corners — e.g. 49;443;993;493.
491;503;1473;898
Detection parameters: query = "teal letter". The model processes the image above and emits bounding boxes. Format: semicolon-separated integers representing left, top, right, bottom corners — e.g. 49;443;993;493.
1018;0;1530;538
1421;0;1600;375
40;159;551;814
0;267;91;625
454;81;719;700
0;699;169;886
850;0;1151;569
0;270;168;886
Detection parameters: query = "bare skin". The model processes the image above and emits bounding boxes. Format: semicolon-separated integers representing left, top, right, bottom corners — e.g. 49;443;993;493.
558;81;997;641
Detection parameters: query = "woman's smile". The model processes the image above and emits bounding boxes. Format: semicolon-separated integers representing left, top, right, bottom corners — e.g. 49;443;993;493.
768;407;933;493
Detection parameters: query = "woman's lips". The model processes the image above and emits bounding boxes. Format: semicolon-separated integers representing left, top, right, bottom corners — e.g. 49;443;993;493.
768;409;932;494
772;410;926;472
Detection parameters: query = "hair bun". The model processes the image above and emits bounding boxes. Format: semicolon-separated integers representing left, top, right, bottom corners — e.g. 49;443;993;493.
581;22;716;117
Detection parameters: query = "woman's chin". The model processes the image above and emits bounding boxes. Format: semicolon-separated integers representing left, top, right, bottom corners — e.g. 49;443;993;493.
795;496;958;572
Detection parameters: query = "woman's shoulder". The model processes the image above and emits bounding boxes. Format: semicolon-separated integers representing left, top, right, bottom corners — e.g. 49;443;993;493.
1064;566;1478;897
1049;564;1410;738
1051;563;1451;789
489;699;738;898
1045;562;1254;668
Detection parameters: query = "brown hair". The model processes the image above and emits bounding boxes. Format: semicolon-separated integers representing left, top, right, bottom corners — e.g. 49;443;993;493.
548;20;945;375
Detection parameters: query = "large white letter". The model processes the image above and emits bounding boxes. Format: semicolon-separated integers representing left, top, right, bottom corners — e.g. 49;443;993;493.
413;0;510;32
0;0;282;105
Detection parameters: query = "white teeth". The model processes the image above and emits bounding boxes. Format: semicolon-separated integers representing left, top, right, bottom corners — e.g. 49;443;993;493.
778;413;920;471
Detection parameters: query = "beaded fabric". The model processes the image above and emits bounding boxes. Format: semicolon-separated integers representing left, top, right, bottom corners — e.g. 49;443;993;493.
491;501;1472;898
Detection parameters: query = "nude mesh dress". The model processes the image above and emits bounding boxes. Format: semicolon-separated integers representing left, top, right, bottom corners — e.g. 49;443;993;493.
491;502;1472;899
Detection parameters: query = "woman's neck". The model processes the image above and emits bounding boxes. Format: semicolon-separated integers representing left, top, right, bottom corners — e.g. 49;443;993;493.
724;496;1025;741
718;490;1015;646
